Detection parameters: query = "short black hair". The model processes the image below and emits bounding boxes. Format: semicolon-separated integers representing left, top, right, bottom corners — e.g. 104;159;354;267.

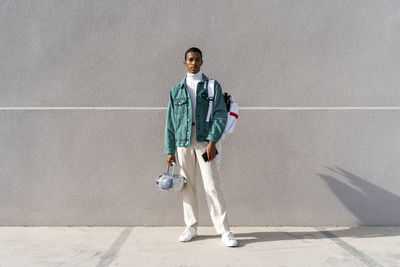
184;47;202;60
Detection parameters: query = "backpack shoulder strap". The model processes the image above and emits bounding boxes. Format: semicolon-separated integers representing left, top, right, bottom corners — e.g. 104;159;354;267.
206;79;215;122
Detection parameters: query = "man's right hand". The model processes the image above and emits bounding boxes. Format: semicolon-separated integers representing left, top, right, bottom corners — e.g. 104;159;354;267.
167;154;176;166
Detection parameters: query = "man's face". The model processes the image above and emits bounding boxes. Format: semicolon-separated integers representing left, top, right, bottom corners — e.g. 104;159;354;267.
184;52;203;74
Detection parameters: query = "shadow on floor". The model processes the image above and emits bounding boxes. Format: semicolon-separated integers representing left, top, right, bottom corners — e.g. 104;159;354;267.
190;226;400;247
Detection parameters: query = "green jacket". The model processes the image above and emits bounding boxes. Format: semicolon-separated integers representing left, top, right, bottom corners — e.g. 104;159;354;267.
164;73;227;155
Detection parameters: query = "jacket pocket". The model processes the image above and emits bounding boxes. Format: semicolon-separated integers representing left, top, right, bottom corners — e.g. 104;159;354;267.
174;98;188;114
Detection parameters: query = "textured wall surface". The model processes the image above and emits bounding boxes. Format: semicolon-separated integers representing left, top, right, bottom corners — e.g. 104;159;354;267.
1;0;400;226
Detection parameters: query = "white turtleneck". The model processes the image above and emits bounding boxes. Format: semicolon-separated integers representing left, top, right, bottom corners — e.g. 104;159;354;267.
186;70;203;123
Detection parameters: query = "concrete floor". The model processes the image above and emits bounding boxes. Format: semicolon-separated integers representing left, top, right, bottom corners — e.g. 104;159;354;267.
0;226;399;267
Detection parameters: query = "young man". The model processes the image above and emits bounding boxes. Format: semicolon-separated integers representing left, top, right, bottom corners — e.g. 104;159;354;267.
164;47;238;247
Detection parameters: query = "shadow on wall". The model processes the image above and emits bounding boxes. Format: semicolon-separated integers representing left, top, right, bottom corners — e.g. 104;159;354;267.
317;166;400;225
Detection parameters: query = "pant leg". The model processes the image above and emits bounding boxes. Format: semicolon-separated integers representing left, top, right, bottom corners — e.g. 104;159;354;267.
176;130;198;228
193;128;231;234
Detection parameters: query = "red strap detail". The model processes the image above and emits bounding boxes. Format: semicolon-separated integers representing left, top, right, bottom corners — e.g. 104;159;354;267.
229;112;238;119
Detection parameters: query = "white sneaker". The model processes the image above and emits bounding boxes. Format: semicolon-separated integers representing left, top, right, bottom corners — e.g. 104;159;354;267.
221;231;238;247
179;226;197;242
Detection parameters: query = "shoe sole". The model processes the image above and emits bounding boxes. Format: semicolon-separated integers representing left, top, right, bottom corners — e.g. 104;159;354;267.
222;240;238;247
179;234;197;242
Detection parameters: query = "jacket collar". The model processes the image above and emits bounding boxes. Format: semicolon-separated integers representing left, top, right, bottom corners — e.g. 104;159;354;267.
179;73;208;89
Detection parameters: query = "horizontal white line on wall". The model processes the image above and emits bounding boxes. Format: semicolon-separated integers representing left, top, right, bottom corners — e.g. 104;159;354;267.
242;107;400;110
0;107;166;110
2;107;400;110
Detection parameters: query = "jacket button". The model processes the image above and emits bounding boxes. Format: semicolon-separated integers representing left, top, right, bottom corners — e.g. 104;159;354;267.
187;119;190;122
188;107;190;109
187;131;189;134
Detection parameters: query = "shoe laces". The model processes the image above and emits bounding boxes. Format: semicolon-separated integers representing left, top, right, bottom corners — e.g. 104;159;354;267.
184;227;195;235
224;231;235;240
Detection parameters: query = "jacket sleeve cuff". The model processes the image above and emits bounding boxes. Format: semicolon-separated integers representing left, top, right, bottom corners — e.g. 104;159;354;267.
164;147;176;155
206;134;222;144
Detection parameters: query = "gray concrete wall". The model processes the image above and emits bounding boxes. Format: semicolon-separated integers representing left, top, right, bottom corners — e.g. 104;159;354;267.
1;0;400;226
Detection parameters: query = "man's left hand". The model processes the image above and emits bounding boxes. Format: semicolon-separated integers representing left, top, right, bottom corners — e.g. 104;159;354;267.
205;141;217;162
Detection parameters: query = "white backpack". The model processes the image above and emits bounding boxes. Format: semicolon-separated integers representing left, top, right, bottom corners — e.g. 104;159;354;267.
204;79;239;170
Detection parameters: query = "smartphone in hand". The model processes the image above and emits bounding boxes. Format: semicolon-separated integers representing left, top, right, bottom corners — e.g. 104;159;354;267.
202;149;219;162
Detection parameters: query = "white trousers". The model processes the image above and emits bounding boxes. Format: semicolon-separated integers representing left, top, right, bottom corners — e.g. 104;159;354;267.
176;124;231;234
